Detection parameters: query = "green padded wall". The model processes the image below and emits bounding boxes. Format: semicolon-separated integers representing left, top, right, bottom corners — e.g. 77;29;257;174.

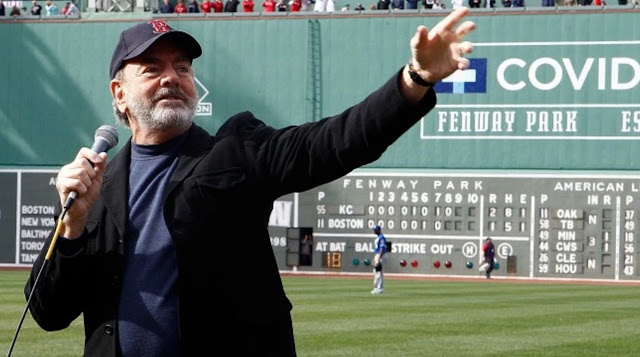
1;11;639;169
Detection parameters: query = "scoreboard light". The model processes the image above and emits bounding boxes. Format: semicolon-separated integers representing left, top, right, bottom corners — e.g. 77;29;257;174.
322;252;342;268
445;260;452;268
466;261;473;269
411;260;418;268
363;258;371;266
433;260;441;268
352;258;360;266
400;259;407;267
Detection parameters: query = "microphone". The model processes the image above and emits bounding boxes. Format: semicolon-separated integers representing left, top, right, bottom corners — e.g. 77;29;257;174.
64;125;119;209
91;124;120;156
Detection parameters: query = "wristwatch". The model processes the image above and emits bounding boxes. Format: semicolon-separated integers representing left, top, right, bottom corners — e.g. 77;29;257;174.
407;63;437;87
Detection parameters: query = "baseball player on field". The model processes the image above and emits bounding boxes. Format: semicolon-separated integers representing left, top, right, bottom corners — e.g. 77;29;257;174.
371;225;387;294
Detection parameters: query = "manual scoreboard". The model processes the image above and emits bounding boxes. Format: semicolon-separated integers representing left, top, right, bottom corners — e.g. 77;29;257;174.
3;169;640;282
294;172;640;281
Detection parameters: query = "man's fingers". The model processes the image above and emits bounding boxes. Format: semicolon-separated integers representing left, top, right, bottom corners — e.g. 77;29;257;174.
57;174;88;197
436;6;470;32
458;40;474;55
57;157;97;195
455;21;476;39
457;58;471;71
411;25;428;50
78;147;103;166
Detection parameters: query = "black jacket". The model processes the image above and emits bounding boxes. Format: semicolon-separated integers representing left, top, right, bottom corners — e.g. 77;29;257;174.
25;69;436;356
377;0;390;8
224;0;239;11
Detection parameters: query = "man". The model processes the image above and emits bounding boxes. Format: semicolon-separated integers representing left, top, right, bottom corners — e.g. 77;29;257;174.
391;0;404;9
481;237;496;279
377;0;390;9
371;225;387;294
224;0;239;11
262;0;276;11
187;0;199;12
200;0;212;12
66;0;79;14
174;0;187;12
9;4;20;15
25;10;475;356
313;0;326;10
44;0;59;15
159;0;175;12
30;0;42;15
60;1;70;14
288;0;302;11
242;0;254;11
211;0;224;10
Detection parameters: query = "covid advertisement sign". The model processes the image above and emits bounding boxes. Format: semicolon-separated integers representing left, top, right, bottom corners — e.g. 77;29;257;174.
416;39;640;169
428;42;640;139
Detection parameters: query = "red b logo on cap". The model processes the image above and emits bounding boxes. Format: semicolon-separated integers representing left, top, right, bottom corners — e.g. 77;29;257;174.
148;20;170;34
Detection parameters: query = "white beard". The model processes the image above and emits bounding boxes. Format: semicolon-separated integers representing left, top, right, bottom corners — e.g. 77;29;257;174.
127;86;198;132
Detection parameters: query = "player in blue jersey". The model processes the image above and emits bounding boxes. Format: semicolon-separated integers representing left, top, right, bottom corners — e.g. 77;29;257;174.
372;225;387;294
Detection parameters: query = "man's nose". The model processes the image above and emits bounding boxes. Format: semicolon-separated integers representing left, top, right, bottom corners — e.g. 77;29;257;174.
159;68;180;87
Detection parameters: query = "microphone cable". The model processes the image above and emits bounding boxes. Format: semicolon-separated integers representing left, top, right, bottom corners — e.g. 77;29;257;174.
6;194;76;357
7;124;117;356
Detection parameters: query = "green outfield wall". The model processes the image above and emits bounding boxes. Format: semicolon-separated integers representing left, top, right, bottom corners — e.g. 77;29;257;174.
1;10;639;169
2;11;640;282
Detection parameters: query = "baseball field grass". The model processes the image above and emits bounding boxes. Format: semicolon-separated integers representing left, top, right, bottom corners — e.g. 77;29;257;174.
2;269;640;356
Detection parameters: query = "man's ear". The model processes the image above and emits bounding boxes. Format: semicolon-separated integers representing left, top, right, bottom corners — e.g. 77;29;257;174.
110;79;127;114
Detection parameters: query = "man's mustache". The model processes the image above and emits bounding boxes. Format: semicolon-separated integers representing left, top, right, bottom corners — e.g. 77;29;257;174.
152;88;188;103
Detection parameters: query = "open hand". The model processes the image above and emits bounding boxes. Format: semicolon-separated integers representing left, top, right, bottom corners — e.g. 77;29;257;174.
409;7;476;84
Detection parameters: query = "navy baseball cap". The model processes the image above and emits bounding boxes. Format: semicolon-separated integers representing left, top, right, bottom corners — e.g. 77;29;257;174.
373;225;381;231
109;20;202;79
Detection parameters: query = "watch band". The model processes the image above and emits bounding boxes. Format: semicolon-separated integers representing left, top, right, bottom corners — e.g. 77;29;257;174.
407;63;437;87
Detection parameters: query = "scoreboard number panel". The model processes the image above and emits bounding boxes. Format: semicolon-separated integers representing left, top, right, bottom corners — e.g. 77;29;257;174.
296;172;640;281
0;170;58;265
0;173;18;264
